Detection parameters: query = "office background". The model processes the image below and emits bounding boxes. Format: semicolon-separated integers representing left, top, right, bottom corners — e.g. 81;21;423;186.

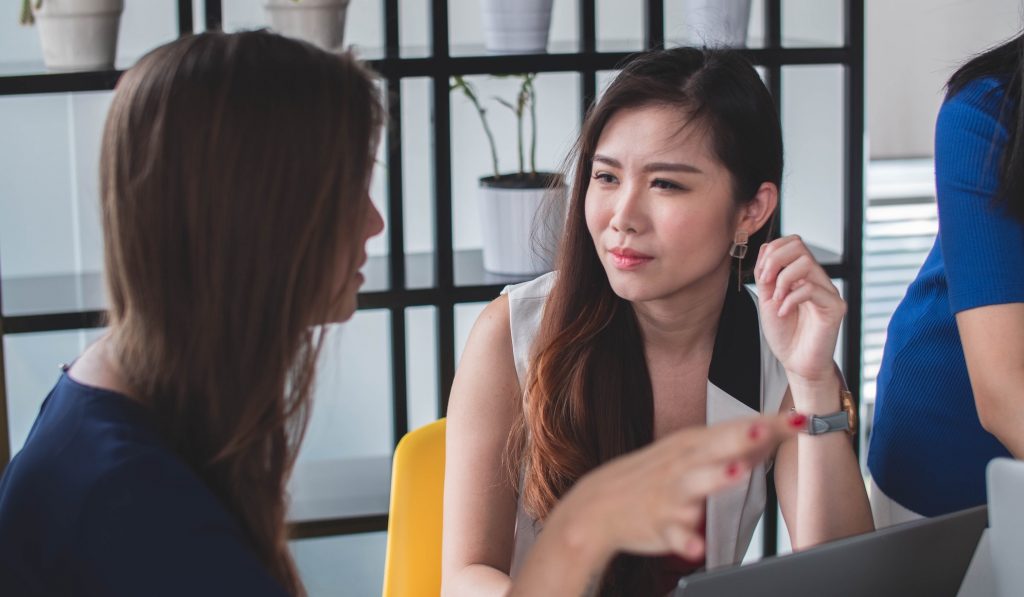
0;0;1020;593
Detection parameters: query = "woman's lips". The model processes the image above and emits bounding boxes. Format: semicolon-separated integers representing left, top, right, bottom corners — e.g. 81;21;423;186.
609;248;654;270
355;256;367;285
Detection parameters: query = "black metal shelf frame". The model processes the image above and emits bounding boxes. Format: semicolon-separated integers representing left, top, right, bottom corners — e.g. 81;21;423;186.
0;0;866;545
0;48;852;96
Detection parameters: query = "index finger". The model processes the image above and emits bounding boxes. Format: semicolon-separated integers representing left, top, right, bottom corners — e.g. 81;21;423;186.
670;413;802;468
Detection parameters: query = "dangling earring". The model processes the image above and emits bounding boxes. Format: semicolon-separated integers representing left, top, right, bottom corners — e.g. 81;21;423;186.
730;231;749;292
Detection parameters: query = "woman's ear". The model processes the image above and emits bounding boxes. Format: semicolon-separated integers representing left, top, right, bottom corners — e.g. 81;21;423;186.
737;182;778;235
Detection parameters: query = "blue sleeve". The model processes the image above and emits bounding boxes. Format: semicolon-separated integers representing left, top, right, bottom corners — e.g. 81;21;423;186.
76;450;291;597
935;78;1024;314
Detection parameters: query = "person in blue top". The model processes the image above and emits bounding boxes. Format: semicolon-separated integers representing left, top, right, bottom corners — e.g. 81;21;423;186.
0;31;804;596
0;31;387;596
869;32;1024;524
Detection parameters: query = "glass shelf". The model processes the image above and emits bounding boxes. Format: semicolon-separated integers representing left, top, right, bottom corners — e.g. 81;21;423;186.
0;59;128;79
2;272;107;319
287;455;391;525
449;39;585;58
1;249;537;331
341;250;541;294
0;45;854;97
1;245;840;329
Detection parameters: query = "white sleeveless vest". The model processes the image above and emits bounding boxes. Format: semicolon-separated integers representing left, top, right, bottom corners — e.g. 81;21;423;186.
502;271;790;575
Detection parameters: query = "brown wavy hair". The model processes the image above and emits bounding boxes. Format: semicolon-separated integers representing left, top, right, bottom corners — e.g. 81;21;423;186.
100;31;382;594
507;47;783;596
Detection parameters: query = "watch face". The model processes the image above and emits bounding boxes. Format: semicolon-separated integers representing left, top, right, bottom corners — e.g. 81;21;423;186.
841;391;856;435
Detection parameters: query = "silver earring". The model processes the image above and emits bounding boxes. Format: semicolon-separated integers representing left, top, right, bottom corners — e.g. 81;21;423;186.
730;231;749;291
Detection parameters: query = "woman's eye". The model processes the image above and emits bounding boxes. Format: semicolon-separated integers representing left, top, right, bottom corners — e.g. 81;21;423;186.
592;172;617;184
652;178;683;191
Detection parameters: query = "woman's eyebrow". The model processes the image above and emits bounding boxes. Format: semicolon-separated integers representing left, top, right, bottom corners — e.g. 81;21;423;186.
592;154;622;168
592;154;702;174
643;161;703;174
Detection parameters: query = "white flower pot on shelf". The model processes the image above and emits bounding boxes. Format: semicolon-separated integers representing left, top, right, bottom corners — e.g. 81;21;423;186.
32;0;124;71
265;0;350;52
478;173;567;276
682;0;752;48
481;0;554;55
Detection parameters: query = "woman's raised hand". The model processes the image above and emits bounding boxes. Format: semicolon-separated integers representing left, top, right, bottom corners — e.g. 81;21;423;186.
541;413;803;565
753;235;846;392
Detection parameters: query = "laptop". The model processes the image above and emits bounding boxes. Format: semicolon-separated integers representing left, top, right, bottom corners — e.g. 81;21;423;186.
673;505;988;597
987;457;1024;597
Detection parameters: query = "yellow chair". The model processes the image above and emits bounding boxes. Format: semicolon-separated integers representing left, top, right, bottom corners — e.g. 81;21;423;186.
382;418;446;597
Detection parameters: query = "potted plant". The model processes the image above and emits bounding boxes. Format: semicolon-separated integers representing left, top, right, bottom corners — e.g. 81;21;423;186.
480;0;554;54
452;74;567;276
264;0;350;52
20;0;125;71
682;0;751;48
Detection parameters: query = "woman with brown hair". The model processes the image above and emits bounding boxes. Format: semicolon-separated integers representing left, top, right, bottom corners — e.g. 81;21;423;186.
0;32;858;597
0;31;383;595
443;48;874;596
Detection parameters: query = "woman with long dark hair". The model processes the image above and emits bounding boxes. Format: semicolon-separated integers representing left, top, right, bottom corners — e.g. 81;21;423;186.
0;31;808;597
869;32;1024;525
443;47;873;596
0;32;384;595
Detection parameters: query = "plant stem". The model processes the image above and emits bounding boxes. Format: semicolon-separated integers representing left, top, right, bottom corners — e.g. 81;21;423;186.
527;74;538;177
499;78;528;177
481;106;500;179
517;93;525;176
452;76;500;179
20;0;35;26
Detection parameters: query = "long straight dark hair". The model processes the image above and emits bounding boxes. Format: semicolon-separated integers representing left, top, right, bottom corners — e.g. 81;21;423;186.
507;47;782;596
101;32;382;594
947;31;1024;221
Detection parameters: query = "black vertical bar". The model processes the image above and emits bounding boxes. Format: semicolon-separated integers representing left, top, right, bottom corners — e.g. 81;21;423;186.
390;308;409;445
766;0;782;48
766;0;782;97
384;0;409;444
431;0;450;59
580;0;596;53
644;0;664;50
580;71;596;122
0;261;10;474
177;0;194;36
761;0;782;561
765;0;782;231
438;304;456;416
205;0;222;32
385;0;406;293
579;0;596;115
385;0;400;59
844;0;865;460
431;0;457;414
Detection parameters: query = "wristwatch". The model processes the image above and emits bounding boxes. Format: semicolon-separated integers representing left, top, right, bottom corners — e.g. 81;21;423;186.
802;389;857;437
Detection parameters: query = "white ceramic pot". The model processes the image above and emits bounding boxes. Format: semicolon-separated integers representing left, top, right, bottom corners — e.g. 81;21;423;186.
33;0;124;71
478;174;567;276
682;0;752;48
481;0;554;54
265;0;350;52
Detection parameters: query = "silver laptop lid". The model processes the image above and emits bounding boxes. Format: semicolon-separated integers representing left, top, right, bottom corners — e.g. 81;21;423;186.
674;505;987;597
987;457;1024;597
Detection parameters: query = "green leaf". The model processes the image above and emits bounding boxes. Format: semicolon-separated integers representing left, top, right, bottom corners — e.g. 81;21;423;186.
19;0;36;26
494;97;517;113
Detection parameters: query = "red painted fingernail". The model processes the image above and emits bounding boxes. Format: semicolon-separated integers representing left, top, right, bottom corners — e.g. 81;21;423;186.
685;538;704;559
726;461;741;477
748;423;764;440
789;413;807;428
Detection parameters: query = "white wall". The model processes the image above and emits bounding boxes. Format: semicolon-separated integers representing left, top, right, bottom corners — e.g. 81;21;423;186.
867;0;1022;159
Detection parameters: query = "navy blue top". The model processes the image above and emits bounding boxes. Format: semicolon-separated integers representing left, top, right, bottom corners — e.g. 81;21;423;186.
868;77;1023;517
0;372;289;596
